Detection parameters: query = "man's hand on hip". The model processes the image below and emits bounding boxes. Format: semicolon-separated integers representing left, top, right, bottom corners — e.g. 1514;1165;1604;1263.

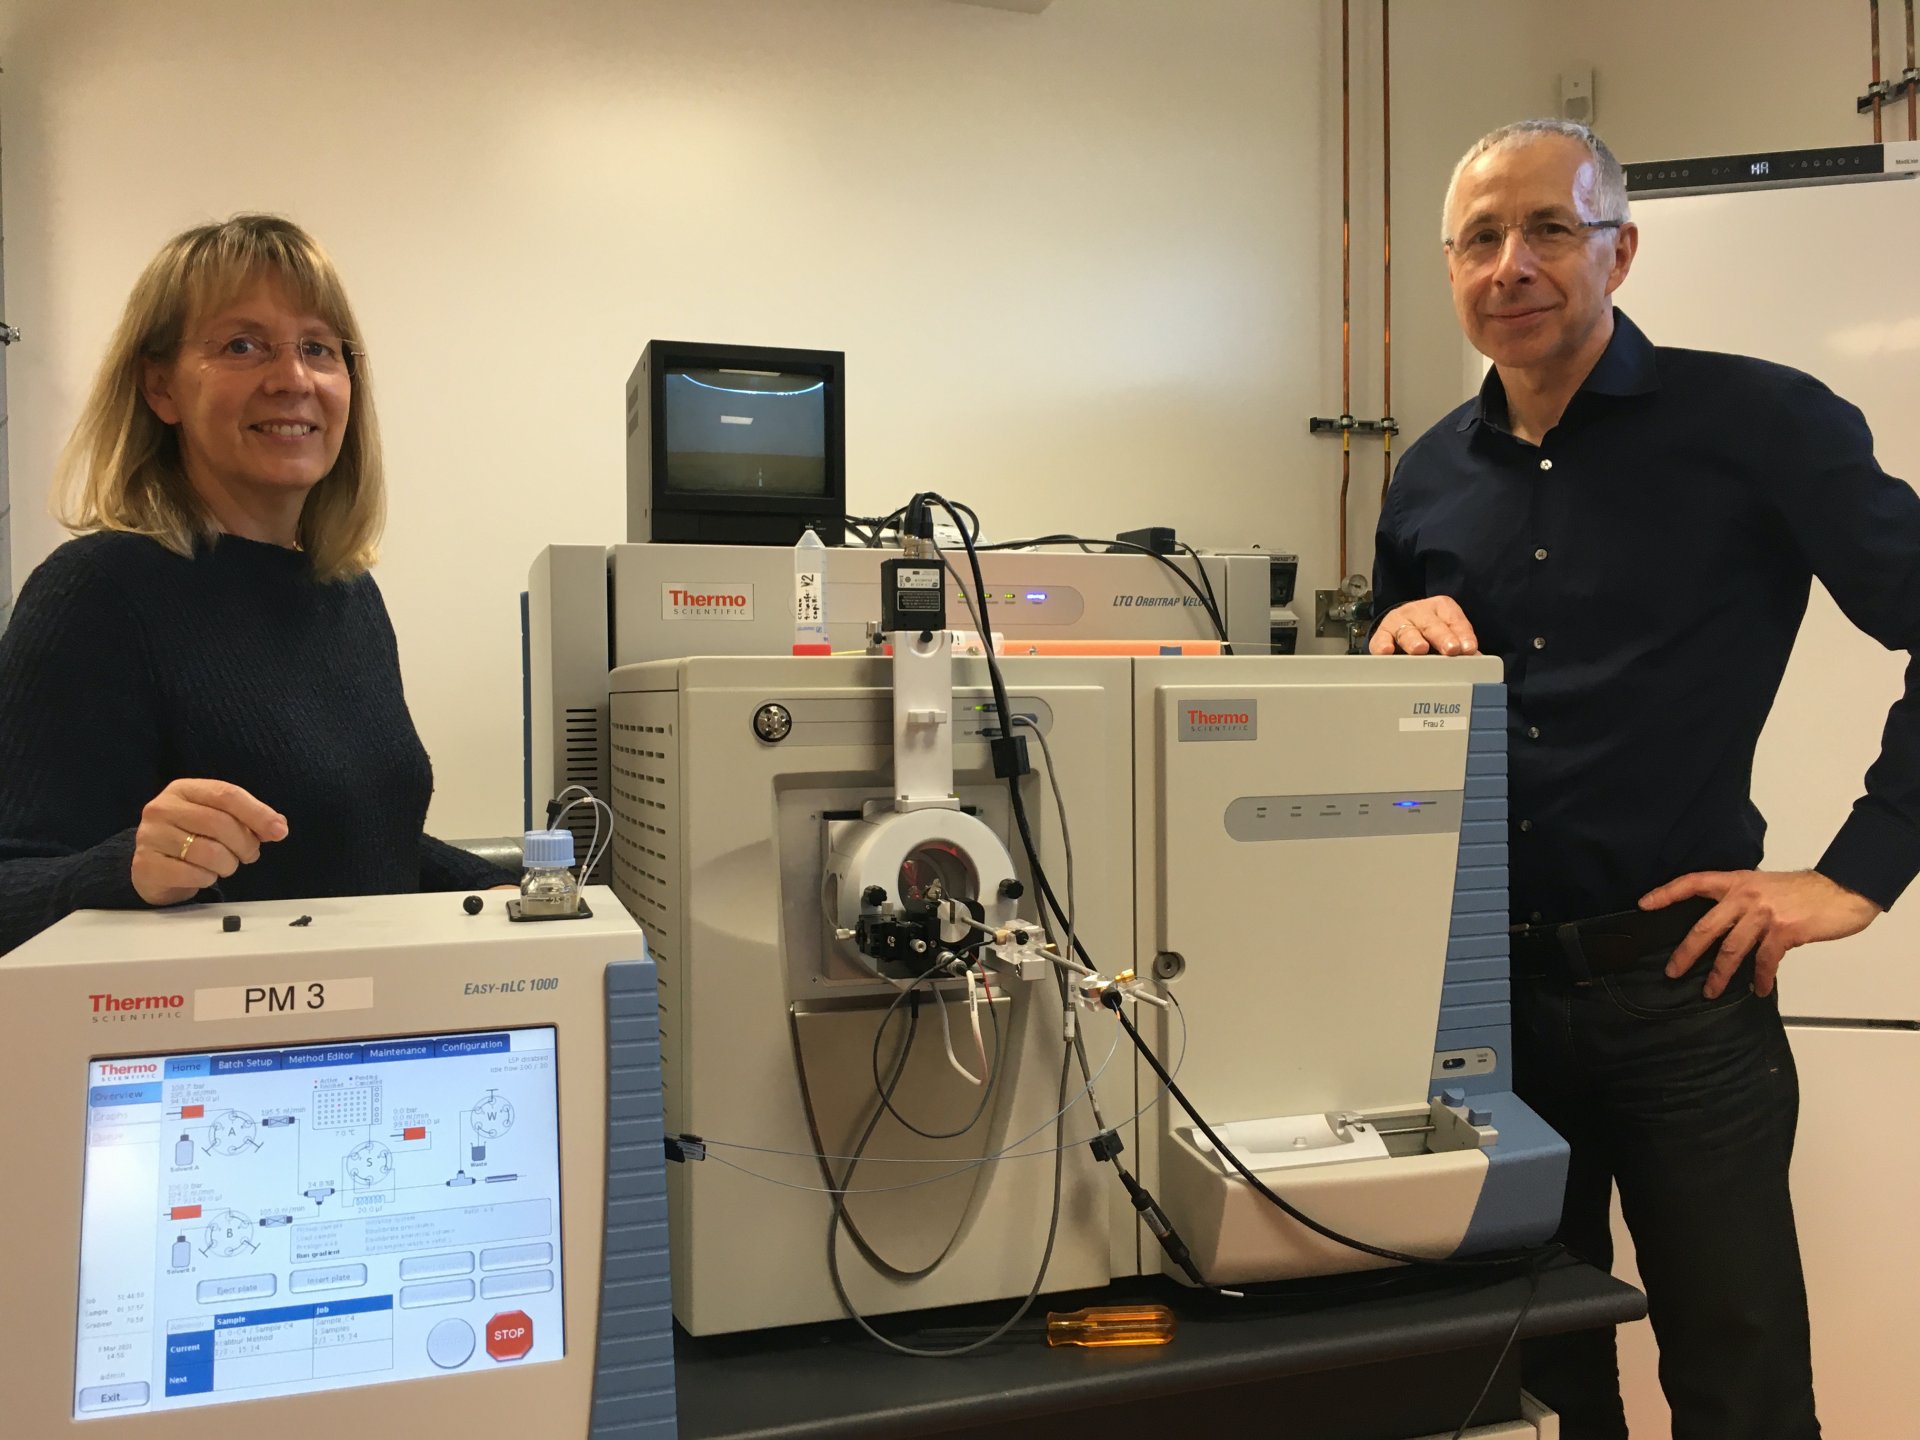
1641;869;1882;999
1369;598;1479;657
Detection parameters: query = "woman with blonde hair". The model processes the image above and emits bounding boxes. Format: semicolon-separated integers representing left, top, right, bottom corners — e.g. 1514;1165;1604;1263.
0;214;509;953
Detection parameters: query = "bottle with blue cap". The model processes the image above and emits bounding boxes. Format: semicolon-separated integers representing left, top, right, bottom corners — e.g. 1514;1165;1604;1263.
519;829;580;916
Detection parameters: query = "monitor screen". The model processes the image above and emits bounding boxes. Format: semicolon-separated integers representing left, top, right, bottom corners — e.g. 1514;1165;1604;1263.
74;1028;565;1419
662;366;828;497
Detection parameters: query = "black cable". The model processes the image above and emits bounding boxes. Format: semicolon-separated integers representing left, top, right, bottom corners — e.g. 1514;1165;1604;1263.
946;500;980;543
793;968;1005;1285
1110;999;1543;1273
1451;1249;1552;1439
824;1008;1075;1357
943;494;1555;1440
864;505;908;547
940;579;1542;1276
860;500;979;549
930;494;1548;1274
921;493;1222;1292
869;969;1005;1140
970;532;1230;646
1174;541;1226;642
795;987;943;1280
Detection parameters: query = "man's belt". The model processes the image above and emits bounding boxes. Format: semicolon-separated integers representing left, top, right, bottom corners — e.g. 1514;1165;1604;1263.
1509;896;1717;979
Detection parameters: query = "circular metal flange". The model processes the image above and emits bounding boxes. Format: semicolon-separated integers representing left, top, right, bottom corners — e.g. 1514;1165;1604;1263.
752;703;794;743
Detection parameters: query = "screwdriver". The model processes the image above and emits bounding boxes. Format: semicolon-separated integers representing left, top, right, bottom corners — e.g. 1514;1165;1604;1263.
1046;1303;1176;1348
911;1302;1176;1348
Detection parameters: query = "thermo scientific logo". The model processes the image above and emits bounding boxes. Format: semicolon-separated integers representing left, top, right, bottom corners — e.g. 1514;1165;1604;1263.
97;1059;161;1077
662;582;756;621
1177;699;1257;742
90;992;186;1024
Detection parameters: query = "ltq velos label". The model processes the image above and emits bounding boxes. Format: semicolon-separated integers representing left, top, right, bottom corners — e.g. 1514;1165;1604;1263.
1400;699;1466;732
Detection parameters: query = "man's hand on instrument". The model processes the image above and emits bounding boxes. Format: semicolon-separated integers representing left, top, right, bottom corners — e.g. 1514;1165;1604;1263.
1368;597;1480;657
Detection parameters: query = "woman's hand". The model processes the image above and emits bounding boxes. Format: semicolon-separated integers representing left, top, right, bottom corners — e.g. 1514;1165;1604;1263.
131;778;289;906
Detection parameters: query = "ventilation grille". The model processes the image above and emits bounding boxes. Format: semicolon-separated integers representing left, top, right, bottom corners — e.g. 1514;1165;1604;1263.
609;692;682;1108
561;706;607;879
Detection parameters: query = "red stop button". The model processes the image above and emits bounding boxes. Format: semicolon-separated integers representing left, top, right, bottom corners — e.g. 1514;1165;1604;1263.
485;1310;534;1362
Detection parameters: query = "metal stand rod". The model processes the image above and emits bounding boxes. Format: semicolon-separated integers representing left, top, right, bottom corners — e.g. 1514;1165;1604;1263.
1380;0;1394;512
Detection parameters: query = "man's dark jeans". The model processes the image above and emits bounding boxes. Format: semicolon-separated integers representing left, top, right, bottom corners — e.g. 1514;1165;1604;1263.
1512;954;1820;1439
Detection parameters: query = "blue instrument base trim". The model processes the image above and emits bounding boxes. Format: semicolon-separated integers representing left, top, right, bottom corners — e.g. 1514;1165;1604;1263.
1455;1090;1571;1254
590;952;678;1437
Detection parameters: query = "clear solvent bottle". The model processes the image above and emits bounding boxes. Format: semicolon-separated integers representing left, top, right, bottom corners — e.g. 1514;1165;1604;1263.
519;829;580;916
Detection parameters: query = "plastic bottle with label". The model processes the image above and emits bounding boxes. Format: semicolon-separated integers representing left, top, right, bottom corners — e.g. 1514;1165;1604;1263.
793;526;830;655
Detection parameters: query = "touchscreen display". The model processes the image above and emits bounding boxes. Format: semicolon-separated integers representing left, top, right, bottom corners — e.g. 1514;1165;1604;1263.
74;1028;564;1418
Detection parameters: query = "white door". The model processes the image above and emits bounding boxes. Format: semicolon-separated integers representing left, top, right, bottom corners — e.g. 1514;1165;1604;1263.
1619;176;1920;1023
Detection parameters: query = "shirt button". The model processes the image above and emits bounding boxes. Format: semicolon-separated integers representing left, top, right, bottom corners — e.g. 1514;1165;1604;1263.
1530;911;1543;923
1539;458;1553;472
1526;725;1541;739
1519;819;1533;832
1534;547;1548;561
1532;636;1546;650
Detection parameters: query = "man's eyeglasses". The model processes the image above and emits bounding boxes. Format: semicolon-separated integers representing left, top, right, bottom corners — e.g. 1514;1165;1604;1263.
188;332;361;377
1444;217;1625;266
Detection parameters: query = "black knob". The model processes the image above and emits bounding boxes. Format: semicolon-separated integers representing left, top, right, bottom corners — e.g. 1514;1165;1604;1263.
463;895;484;915
998;879;1025;900
862;885;887;907
221;915;241;933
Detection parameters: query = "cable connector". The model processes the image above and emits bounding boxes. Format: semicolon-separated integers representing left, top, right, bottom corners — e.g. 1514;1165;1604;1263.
664;1133;707;1164
990;734;1030;779
1115;525;1178;556
1073;967;1171;1012
899;494;937;558
1115;1166;1207;1287
1089;1129;1125;1163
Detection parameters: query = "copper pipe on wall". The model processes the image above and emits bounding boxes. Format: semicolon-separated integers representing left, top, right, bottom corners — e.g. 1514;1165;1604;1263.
1338;0;1353;581
1872;0;1884;142
1906;0;1916;140
1380;0;1393;510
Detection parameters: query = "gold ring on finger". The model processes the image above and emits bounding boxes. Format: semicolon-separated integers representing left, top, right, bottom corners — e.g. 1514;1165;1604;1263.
179;833;197;861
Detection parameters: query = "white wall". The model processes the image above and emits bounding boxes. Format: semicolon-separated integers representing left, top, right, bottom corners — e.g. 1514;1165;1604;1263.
0;0;1355;833
1556;0;1890;158
1;0;1904;1422
4;0;1879;840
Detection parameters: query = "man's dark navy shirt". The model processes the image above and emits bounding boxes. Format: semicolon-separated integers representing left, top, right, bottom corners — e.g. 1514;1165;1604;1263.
1374;309;1920;924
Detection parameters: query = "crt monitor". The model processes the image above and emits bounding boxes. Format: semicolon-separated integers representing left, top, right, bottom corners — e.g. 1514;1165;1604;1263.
626;339;846;546
0;887;674;1437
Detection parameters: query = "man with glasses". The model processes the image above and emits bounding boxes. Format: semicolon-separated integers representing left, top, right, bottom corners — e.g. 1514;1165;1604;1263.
1371;118;1920;1437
